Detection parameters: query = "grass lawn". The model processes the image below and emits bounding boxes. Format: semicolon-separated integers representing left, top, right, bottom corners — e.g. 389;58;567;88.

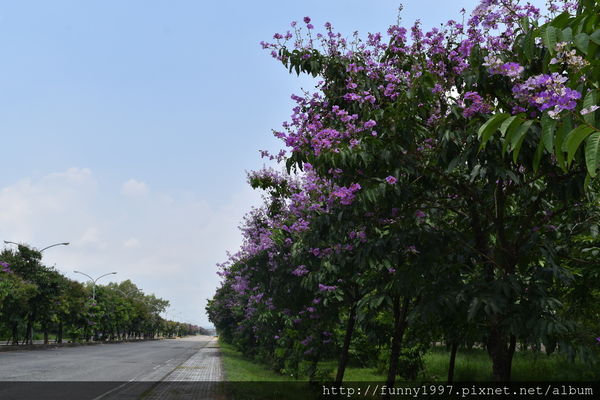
218;339;597;382
422;347;597;381
219;339;297;381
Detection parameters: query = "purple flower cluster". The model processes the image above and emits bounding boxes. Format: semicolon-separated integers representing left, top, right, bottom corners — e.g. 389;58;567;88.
460;91;492;118
291;265;309;276
512;73;581;119
318;284;337;292
483;56;524;79
331;183;361;205
0;261;12;274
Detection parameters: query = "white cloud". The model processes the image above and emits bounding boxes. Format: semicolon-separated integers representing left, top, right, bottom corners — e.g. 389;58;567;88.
80;227;103;246
123;238;141;248
0;168;262;327
121;179;149;196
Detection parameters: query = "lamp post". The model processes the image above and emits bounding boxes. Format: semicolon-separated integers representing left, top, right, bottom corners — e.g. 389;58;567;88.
73;270;117;300
4;240;70;252
3;240;69;345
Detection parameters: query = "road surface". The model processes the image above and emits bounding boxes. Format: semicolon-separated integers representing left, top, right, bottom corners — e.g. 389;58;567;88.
0;335;223;399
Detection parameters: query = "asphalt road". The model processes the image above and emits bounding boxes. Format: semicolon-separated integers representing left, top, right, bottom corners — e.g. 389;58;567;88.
0;335;223;399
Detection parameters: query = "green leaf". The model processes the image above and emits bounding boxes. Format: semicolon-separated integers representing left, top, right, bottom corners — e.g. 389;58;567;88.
478;113;510;148
467;298;480;321
581;90;598;126
560;27;573;43
590;29;600;45
543;26;559;54
523;30;535;60
563;125;596;165
518;17;530;33
469;164;482;182
499;115;519;136
549;12;572;29
574;33;590;55
511;120;534;162
533;138;545;173
554;120;571;170
541;114;557;153
585;132;600;177
504;119;524;154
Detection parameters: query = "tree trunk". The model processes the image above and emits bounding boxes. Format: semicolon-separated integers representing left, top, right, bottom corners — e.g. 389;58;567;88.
43;329;49;345
487;325;516;381
447;339;459;383
335;302;358;385
25;318;33;345
386;296;411;387
57;322;63;344
11;323;19;345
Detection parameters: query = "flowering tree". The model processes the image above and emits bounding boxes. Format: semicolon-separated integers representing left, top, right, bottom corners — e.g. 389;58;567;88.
209;0;600;383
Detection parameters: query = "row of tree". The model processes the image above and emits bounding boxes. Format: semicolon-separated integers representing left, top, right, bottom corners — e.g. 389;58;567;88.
208;0;600;384
0;244;206;345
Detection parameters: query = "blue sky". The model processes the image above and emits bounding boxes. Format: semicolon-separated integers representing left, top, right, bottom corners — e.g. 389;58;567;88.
0;0;547;326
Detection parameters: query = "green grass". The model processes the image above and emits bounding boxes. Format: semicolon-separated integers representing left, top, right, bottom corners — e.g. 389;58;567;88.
219;340;385;382
219;339;297;381
422;347;597;381
218;340;597;382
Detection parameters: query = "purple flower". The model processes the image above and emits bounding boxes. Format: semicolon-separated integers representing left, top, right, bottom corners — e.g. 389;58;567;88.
363;119;377;129
300;336;312;346
331;183;361;205
318;284;337;292
596;337;600;344
274;335;280;340
484;56;524;79
291;265;309;276
303;16;311;24
385;175;397;184
460;91;492;118
512;73;581;119
415;210;426;219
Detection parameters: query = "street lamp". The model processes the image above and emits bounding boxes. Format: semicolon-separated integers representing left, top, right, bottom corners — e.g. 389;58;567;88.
73;270;117;300
4;240;70;252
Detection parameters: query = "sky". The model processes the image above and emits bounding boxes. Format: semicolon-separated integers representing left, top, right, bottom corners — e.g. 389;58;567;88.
0;0;548;327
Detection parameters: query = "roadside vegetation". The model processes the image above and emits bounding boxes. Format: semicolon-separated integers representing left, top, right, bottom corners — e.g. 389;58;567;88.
0;245;205;345
208;0;600;386
221;340;594;382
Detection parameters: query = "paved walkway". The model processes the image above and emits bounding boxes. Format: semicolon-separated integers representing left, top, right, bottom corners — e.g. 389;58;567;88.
138;336;224;400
